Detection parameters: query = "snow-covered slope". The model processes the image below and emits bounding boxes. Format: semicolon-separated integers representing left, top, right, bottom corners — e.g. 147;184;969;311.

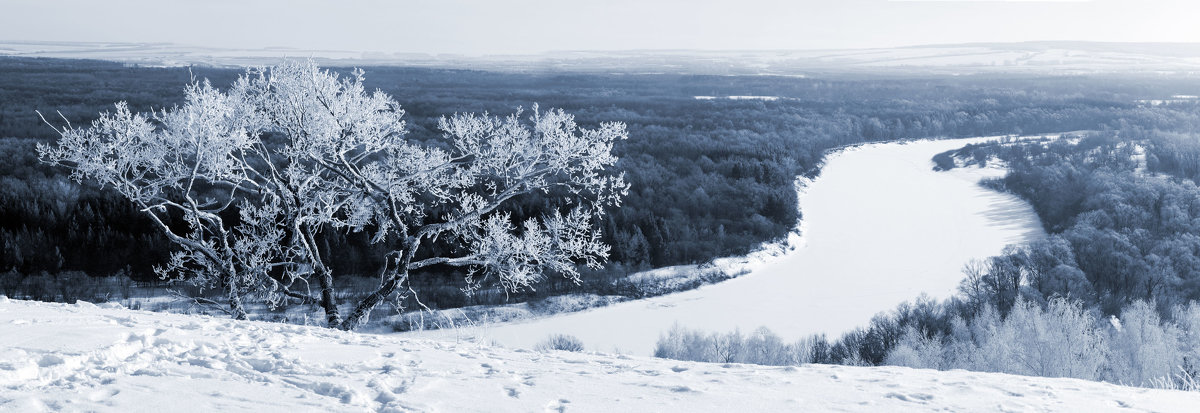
2;298;1197;412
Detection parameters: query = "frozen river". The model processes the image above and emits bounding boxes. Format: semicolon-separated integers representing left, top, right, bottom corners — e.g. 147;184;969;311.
414;137;1046;355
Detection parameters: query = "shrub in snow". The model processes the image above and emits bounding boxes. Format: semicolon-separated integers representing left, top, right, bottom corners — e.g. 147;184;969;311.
1108;301;1182;386
38;60;627;330
1147;367;1200;392
743;327;790;366
535;334;585;352
968;298;1106;380
654;324;716;362
1004;299;1078;376
884;326;944;370
1175;302;1200;378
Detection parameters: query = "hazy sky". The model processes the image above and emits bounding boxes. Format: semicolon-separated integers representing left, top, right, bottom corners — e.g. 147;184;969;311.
1;0;1197;55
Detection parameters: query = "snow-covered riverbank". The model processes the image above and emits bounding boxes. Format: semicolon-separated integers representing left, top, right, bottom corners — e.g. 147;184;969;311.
410;136;1046;355
4;298;1197;412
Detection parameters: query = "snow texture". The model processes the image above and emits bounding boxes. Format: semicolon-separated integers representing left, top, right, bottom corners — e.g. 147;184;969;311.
2;298;1198;412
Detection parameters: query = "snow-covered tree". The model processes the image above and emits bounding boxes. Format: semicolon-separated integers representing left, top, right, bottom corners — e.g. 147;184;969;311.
743;326;788;365
959;298;1105;380
1001;298;1106;380
38;60;628;330
1108;301;1182;386
1175;302;1200;377
884;326;945;370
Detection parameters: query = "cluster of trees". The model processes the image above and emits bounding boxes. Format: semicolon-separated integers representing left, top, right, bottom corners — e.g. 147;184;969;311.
885;129;1200;387
657;127;1200;390
655;324;854;366
0;138;168;278
948;131;1200;313
655;299;1200;389
887;299;1200;388
6;56;1200;312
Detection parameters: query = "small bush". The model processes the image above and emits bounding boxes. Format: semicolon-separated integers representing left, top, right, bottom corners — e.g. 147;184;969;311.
535;334;586;352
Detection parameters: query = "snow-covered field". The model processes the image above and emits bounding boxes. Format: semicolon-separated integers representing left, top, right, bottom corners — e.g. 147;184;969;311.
4;298;1198;412
410;137;1045;355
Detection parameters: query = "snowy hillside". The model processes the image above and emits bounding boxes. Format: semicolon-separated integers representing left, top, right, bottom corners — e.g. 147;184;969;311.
2;298;1198;412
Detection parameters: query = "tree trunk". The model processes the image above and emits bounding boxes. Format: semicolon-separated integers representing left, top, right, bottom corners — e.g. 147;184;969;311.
316;265;342;328
230;299;248;320
340;269;405;331
227;279;248;321
301;227;343;328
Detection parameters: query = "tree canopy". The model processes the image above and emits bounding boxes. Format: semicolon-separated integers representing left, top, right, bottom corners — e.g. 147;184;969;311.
38;60;627;329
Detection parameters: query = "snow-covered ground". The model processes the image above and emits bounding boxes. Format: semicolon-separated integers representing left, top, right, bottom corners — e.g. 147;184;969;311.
410;137;1045;355
3;298;1198;412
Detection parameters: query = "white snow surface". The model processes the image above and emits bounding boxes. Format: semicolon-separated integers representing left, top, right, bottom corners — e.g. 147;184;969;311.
411;137;1045;355
3;298;1198;412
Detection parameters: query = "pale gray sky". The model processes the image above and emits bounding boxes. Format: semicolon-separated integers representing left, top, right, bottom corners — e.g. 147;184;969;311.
1;0;1196;55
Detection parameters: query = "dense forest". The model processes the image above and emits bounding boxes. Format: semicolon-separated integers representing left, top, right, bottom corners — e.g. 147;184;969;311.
656;125;1200;390
4;56;1200;309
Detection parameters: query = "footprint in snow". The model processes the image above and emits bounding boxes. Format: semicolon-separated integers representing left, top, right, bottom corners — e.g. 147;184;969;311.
544;398;570;413
37;354;65;367
884;392;933;403
669;385;695;393
86;388;120;402
480;363;497;376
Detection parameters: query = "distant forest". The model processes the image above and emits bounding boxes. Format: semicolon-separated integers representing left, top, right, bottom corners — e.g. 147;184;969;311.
3;56;1200;308
656;127;1200;390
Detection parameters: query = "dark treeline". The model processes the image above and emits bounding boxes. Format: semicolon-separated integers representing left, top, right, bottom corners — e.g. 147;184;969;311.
4;56;1200;308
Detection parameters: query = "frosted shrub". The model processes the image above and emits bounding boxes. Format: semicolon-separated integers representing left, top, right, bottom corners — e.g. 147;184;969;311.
966;304;1011;372
653;324;717;362
742;326;790;365
941;316;980;369
1147;367;1200;392
1108;301;1183;386
990;298;1106;380
884;326;944;370
1173;302;1200;385
534;334;586;352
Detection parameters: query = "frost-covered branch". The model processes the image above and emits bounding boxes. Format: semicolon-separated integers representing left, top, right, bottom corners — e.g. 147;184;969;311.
39;60;627;331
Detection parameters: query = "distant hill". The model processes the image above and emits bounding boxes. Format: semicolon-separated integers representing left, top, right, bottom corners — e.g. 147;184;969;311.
2;40;1200;75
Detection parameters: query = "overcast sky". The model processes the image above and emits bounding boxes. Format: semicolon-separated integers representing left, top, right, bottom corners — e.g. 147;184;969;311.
1;0;1196;55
